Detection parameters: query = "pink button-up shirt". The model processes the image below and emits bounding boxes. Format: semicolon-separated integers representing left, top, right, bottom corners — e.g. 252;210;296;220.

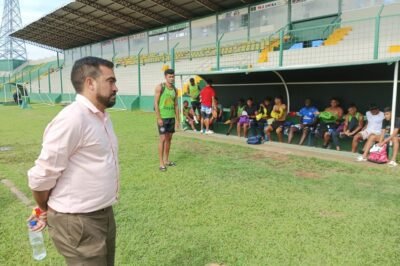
28;94;119;213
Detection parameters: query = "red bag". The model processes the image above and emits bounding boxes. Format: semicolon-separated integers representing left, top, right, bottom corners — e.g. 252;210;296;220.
368;144;388;164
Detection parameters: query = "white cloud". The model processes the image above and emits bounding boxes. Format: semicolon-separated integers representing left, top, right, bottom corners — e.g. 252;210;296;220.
0;0;69;60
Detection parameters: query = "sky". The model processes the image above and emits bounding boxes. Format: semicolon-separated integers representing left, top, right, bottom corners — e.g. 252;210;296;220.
0;0;70;60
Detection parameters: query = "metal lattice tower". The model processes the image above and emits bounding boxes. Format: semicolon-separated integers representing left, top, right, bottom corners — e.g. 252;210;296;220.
0;0;26;61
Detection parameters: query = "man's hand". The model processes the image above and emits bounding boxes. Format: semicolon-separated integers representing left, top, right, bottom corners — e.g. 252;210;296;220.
27;208;47;232
157;118;163;127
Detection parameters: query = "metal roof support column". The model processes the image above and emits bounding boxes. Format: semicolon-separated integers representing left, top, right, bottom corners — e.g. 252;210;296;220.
137;48;143;97
390;61;399;138
179;74;184;130
373;5;384;60
287;0;292;30
217;33;224;71
112;40;116;63
28;70;32;94
247;5;250;42
171;42;179;71
57;52;63;96
48;67;51;94
37;68;40;94
127;36;131;57
189;20;192;60
272;70;290;112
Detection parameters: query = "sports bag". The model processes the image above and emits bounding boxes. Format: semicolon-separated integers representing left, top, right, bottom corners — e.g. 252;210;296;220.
247;135;262;145
367;144;388;164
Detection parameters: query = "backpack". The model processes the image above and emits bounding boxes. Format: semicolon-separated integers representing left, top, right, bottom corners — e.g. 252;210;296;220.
368;144;388;164
319;111;338;123
247;135;262;145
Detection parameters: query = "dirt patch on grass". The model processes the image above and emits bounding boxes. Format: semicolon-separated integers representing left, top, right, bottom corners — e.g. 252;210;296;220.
295;170;323;180
249;151;289;162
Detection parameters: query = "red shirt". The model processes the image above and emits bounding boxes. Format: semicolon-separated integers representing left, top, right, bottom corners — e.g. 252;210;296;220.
200;85;216;107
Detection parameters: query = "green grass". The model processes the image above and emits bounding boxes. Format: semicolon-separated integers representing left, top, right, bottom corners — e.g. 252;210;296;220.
0;105;400;265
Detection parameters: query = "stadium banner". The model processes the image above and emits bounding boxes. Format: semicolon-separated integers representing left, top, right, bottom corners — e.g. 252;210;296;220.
168;22;189;32
149;27;168;36
250;0;287;12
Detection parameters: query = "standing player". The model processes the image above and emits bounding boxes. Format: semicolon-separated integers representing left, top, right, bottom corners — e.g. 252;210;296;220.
200;79;216;134
188;78;201;124
154;69;179;171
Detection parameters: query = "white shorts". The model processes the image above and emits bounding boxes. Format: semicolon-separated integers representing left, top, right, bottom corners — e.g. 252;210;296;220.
359;130;380;140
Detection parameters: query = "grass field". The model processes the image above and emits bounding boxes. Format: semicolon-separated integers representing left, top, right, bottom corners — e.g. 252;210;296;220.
0;104;400;266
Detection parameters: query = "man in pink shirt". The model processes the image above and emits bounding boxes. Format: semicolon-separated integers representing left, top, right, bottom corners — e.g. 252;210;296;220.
27;57;119;266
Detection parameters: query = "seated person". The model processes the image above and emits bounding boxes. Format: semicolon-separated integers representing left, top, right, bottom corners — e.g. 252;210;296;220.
331;104;364;151
265;96;287;142
256;97;273;140
211;97;223;124
357;107;399;166
226;99;245;136
351;104;384;153
288;98;318;145
182;100;197;131
317;98;344;148
237;98;257;138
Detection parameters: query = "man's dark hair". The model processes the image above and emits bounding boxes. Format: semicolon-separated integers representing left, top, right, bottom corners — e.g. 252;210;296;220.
206;79;213;85
214;97;218;101
189;78;195;82
71;57;114;93
330;97;340;103
348;103;357;109
247;97;253;102
275;95;284;101
369;103;379;110
164;69;175;76
183;100;189;104
384;107;392;112
264;97;272;102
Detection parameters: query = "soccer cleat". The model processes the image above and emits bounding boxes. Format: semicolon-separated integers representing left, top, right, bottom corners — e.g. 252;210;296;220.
205;130;214;134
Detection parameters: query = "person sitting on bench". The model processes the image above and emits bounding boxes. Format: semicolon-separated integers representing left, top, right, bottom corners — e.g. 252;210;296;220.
182;100;197;132
331;104;363;151
288;98;318;145
226;99;245;136
265;96;287;142
357;107;399;167
351;104;384;153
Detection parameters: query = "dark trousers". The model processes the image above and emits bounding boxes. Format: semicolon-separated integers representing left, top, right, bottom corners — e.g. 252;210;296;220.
48;206;116;266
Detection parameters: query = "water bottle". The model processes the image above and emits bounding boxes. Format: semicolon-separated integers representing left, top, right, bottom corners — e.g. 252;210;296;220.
28;221;47;261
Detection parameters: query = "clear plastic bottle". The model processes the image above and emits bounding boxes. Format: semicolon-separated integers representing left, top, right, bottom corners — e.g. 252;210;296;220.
28;221;47;261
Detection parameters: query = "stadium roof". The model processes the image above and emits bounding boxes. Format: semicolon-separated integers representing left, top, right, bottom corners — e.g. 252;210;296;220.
11;0;257;51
